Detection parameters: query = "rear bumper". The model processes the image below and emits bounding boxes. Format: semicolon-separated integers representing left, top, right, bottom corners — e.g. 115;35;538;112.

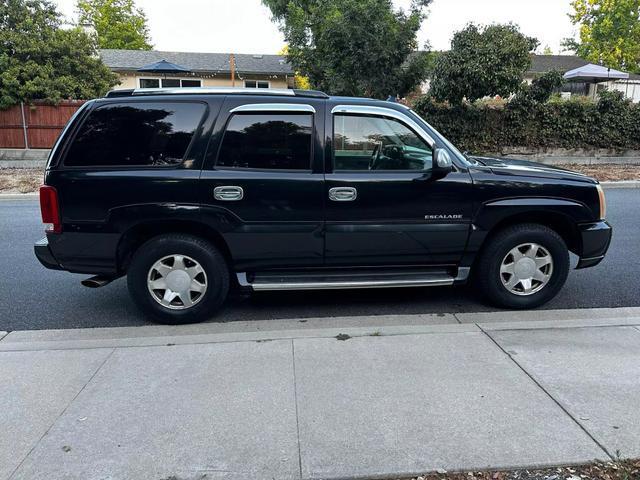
576;220;612;269
34;237;63;270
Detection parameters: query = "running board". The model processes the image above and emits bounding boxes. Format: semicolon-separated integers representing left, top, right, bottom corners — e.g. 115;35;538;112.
237;269;461;291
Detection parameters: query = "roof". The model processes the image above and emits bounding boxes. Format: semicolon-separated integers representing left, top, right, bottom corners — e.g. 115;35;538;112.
99;49;293;75
528;55;590;74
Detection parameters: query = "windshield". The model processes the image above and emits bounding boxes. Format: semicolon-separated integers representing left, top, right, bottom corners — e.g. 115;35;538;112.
405;108;474;166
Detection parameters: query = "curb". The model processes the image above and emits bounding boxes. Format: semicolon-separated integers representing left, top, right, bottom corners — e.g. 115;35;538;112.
601;180;640;189
0;193;38;199
1;307;638;352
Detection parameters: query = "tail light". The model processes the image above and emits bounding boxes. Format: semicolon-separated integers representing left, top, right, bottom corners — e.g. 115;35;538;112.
39;185;61;233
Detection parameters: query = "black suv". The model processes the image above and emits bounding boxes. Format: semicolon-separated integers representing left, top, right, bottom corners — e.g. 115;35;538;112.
35;88;612;324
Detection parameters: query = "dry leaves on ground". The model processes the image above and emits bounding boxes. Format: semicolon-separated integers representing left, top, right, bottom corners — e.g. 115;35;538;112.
556;164;640;182
402;459;640;480
0;169;42;194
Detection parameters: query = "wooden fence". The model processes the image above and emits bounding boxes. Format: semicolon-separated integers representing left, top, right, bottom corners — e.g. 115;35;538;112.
0;101;85;149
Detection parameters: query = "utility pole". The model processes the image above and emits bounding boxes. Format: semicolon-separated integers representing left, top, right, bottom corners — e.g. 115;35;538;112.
230;53;236;87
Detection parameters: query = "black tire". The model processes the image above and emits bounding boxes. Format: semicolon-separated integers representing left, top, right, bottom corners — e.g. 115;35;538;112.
127;234;229;324
475;223;570;309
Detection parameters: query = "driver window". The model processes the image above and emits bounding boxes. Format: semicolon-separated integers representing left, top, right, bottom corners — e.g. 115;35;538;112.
333;114;433;171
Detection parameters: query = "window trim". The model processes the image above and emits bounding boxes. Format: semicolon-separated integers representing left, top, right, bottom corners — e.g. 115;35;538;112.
331;105;435;147
229;103;316;114
331;107;435;174
244;80;271;89
213;111;315;172
138;77;203;89
60;99;208;170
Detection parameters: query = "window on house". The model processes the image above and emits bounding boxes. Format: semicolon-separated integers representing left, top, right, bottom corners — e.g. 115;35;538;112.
161;78;180;88
138;78;202;88
139;78;160;89
181;79;202;87
244;80;270;89
216;114;313;170
64;102;206;167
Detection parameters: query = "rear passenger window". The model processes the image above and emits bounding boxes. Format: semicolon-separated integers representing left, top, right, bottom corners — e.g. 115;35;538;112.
64;102;205;167
216;114;312;170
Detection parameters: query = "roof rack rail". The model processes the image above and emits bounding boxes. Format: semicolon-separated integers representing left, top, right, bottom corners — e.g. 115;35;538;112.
105;87;329;99
105;89;136;98
292;89;329;98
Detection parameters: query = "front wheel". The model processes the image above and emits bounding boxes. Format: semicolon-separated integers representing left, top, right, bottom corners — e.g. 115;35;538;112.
476;224;570;309
127;234;229;324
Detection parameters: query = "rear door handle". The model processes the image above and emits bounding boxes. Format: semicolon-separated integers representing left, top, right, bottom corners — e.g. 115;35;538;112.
214;186;244;201
329;187;357;202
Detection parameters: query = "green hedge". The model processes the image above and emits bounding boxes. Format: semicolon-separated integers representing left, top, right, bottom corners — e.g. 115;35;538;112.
411;91;640;154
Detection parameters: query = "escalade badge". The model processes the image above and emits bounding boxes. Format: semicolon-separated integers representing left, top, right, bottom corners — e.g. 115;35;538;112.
425;214;463;220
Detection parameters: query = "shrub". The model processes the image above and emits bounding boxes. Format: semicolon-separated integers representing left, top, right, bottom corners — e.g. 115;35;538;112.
411;92;640;153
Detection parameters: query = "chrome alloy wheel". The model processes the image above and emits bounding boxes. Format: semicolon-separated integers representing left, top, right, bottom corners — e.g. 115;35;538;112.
499;243;553;296
147;254;207;310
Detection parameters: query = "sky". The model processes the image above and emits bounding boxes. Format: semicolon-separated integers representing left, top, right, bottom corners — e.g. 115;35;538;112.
52;0;578;55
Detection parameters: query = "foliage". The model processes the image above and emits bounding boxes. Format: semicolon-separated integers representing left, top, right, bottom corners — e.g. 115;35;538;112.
262;0;432;98
77;0;152;50
278;45;311;89
411;90;640;153
514;70;565;105
564;0;640;73
0;0;119;109
429;23;539;104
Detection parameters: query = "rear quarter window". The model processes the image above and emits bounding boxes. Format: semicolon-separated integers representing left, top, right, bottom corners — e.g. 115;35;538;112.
64;102;206;167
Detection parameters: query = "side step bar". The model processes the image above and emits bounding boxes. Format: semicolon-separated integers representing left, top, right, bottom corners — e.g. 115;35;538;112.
237;269;468;292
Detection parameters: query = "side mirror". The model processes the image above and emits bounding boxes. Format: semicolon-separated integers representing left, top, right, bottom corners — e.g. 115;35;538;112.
433;148;453;177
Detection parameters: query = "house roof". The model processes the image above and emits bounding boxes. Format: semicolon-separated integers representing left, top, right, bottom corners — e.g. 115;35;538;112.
528;55;590;74
99;49;293;75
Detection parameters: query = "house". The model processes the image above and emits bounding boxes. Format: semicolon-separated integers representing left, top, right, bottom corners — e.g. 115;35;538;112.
526;54;640;102
99;49;295;90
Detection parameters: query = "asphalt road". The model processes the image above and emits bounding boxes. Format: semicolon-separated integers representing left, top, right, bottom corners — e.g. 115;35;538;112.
1;188;638;331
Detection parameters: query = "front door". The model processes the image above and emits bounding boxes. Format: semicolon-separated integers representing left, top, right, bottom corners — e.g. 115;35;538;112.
199;97;325;271
324;105;473;266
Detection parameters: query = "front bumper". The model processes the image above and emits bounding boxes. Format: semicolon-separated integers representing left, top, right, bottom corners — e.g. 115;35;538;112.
575;220;612;269
34;237;63;270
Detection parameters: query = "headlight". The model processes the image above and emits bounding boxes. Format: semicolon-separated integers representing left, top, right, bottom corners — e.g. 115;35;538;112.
596;184;606;220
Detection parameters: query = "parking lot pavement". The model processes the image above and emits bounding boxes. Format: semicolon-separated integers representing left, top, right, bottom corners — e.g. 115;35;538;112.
2;308;639;480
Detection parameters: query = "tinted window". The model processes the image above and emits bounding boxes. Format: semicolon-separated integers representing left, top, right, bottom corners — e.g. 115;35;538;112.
334;114;432;171
217;114;312;170
65;102;205;167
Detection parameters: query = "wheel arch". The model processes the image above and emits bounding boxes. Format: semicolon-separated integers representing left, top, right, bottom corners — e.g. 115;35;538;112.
116;220;233;275
483;211;582;255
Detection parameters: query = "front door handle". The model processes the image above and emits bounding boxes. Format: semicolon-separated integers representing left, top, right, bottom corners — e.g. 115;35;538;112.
214;186;244;201
329;187;357;202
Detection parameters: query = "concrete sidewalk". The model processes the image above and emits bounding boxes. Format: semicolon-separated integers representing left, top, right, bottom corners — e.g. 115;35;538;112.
2;308;639;480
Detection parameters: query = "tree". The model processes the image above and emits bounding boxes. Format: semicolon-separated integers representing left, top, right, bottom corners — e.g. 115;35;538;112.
278;45;311;89
514;70;565;106
429;23;539;104
564;0;640;73
262;0;432;98
77;0;152;50
0;0;119;109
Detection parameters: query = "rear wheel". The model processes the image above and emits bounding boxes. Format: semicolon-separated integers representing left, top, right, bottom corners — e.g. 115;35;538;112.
127;234;229;324
476;224;569;309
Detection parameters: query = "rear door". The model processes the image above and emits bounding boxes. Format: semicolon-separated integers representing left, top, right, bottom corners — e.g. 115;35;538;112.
324;103;473;266
199;96;326;271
